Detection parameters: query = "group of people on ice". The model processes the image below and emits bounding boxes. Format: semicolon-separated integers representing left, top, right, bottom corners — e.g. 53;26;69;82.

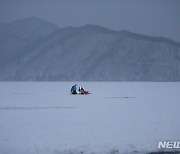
71;84;89;95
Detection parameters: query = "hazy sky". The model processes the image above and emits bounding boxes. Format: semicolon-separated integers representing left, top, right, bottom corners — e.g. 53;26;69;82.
0;0;180;42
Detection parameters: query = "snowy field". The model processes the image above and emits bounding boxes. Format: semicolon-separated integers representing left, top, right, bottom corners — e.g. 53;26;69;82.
0;82;179;154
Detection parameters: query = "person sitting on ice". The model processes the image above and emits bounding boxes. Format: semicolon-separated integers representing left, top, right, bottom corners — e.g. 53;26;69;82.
78;86;85;94
71;84;77;94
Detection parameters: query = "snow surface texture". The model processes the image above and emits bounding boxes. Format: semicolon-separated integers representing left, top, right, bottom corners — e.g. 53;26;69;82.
0;82;179;154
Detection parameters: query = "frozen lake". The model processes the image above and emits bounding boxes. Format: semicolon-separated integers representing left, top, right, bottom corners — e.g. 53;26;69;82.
0;82;179;154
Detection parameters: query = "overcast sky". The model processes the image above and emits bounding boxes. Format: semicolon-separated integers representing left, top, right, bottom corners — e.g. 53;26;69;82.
0;0;180;42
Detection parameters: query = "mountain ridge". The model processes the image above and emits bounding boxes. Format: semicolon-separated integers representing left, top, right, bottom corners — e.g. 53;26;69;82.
0;17;180;81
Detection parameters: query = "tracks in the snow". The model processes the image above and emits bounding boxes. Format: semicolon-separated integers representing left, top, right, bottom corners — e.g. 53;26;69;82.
105;96;135;99
0;106;76;110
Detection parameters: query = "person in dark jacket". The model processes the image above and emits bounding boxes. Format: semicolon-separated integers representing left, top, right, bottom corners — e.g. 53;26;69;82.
78;86;85;94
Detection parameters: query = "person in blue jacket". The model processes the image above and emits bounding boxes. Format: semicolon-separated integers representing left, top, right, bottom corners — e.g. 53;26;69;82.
71;84;77;94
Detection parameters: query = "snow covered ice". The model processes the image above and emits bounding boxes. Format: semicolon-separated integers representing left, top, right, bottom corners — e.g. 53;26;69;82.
0;82;179;154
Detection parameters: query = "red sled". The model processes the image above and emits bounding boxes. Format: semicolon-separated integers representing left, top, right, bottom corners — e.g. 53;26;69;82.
84;91;90;95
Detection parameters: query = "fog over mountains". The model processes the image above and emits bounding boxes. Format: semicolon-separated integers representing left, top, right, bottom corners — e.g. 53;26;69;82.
0;17;180;81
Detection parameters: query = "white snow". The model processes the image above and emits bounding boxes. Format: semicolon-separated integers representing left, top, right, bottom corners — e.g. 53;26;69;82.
0;82;179;154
